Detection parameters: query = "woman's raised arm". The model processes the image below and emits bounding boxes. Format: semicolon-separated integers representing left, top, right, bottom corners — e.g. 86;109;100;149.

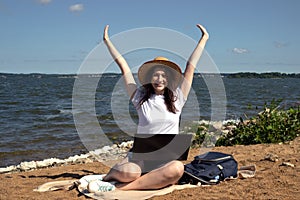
181;24;209;99
103;25;137;99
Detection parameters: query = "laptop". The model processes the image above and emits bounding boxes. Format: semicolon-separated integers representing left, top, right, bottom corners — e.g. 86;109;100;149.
131;134;193;161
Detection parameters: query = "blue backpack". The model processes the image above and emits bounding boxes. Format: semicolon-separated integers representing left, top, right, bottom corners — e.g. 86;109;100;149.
179;151;238;185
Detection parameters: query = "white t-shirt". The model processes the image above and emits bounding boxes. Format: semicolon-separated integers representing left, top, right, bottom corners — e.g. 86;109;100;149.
132;88;186;134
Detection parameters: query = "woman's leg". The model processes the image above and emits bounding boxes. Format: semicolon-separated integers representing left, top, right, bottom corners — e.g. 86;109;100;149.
116;160;184;190
103;157;143;183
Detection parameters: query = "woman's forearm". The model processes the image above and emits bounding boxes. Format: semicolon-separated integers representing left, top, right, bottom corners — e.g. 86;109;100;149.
182;24;209;98
103;25;137;97
103;25;132;75
187;36;209;69
186;24;209;70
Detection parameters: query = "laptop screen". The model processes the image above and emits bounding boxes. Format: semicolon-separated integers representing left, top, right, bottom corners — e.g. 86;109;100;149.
131;134;192;161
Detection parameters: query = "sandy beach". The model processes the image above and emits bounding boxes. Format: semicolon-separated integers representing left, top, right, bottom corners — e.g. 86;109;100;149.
1;136;299;200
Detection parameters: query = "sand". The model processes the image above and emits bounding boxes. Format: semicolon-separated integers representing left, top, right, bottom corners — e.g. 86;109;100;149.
1;136;299;200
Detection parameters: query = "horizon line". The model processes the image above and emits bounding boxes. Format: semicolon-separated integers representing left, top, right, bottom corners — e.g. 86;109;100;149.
1;71;300;75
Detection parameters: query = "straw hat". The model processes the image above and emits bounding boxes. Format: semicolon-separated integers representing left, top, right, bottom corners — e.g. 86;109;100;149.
138;57;182;89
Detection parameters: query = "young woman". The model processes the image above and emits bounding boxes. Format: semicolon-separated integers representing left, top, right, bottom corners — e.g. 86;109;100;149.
97;24;209;191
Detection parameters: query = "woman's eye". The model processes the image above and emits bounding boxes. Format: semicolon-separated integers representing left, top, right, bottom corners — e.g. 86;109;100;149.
152;72;166;79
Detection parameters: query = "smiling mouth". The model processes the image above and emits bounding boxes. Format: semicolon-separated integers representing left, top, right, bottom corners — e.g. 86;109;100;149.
154;83;164;87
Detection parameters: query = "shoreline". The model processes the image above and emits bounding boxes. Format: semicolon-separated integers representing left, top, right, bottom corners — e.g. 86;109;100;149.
0;140;133;174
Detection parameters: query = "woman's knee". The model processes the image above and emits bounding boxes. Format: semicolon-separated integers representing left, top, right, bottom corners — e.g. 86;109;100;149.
164;161;184;179
114;162;142;182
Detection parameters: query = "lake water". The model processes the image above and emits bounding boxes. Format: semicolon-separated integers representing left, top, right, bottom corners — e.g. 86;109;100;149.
0;73;299;167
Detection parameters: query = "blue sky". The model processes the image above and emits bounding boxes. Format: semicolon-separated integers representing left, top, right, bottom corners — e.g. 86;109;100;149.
0;0;299;74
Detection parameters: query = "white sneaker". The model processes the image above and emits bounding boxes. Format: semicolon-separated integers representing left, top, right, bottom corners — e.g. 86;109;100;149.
87;180;116;193
80;174;104;186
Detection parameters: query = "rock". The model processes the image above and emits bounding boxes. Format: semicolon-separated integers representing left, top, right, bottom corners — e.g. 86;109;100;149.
102;146;113;152
280;162;295;168
63;154;93;164
119;141;134;149
0;165;17;174
36;158;65;168
212;121;223;130
92;149;105;155
18;161;37;171
264;153;279;162
222;130;230;135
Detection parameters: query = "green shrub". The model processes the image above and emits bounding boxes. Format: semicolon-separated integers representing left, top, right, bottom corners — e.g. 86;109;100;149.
184;122;208;147
184;121;222;148
216;100;300;146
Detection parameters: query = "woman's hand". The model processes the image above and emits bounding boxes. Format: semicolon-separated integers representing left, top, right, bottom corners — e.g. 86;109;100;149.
103;25;110;42
196;24;209;40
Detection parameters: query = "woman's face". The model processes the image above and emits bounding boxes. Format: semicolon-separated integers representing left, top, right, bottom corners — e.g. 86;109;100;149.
151;67;168;95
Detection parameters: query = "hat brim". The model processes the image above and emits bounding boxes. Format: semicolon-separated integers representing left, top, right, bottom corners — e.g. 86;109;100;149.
138;60;182;89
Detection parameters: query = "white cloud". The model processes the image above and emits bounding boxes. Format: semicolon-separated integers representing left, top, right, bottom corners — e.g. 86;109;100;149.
69;4;84;12
274;41;288;48
232;48;249;54
37;0;52;5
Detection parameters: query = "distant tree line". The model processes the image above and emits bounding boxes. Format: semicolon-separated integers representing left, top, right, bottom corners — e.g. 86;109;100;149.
1;72;299;78
222;72;300;78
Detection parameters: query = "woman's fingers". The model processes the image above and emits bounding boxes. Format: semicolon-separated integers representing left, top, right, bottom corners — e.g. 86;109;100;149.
103;25;110;41
196;24;209;39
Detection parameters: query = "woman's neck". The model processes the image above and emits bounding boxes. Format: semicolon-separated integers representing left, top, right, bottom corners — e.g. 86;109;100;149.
154;90;164;95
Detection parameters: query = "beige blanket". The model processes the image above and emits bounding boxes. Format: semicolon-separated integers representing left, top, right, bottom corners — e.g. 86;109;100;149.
82;184;198;200
34;165;256;200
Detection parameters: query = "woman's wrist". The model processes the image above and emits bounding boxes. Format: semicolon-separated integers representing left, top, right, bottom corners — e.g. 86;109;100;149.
201;34;209;41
